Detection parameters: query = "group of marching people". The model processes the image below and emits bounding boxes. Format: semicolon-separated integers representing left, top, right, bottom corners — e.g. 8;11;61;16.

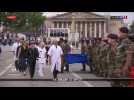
12;37;65;80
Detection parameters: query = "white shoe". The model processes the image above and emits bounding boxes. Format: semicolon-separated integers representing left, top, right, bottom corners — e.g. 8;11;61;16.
23;72;26;76
39;73;44;77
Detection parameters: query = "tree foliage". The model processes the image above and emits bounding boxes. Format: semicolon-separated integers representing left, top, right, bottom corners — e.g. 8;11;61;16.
0;12;45;33
129;21;134;33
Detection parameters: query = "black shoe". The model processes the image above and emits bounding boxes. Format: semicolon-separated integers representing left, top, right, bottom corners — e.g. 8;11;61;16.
80;69;86;72
60;71;64;73
65;70;69;73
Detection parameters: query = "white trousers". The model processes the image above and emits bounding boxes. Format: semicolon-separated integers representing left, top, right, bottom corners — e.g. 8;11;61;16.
38;63;45;77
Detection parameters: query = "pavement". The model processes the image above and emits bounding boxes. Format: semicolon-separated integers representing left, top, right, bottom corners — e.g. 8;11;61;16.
0;45;111;87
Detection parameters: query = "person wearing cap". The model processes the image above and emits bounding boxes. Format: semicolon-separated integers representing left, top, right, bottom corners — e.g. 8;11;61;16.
111;27;131;87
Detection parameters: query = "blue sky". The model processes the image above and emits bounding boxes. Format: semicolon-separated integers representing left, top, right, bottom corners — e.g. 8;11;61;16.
43;12;134;24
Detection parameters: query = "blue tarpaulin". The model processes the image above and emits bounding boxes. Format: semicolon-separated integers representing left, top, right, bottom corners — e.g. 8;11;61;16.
64;54;90;64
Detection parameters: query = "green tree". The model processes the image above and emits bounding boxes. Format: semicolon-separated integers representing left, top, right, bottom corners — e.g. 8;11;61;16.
130;21;134;33
0;12;45;33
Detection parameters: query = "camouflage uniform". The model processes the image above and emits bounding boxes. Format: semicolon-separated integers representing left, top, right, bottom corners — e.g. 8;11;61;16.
128;41;134;66
111;38;131;87
94;42;102;75
126;41;134;87
91;44;97;74
107;45;117;78
100;43;110;77
97;42;104;76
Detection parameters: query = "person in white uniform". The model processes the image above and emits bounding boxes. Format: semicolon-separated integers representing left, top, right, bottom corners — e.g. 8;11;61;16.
37;42;47;77
12;38;21;60
48;41;63;81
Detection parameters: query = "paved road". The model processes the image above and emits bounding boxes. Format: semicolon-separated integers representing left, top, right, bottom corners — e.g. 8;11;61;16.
0;45;111;87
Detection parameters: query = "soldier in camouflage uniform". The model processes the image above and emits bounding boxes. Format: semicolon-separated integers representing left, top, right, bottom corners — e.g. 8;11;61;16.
96;39;105;76
128;33;134;87
93;38;102;76
107;34;118;78
90;38;97;74
99;39;111;77
62;39;71;72
111;27;131;87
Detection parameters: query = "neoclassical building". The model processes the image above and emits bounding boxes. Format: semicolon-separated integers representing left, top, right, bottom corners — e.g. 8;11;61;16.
44;12;124;40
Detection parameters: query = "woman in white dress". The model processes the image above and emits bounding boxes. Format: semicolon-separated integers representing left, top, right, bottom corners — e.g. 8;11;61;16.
37;42;47;77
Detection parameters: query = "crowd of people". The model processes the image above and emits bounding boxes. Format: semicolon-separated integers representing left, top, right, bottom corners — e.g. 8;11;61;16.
0;32;17;46
1;26;134;87
0;32;18;55
11;36;71;81
81;27;134;87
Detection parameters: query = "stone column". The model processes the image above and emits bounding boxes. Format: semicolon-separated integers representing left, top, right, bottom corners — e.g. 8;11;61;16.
57;22;60;28
104;22;106;37
94;22;97;38
66;22;68;28
90;22;92;37
76;23;78;33
99;22;102;38
61;22;64;28
85;22;87;38
80;22;83;37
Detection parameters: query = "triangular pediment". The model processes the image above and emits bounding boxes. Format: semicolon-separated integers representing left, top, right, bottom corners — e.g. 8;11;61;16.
49;12;106;19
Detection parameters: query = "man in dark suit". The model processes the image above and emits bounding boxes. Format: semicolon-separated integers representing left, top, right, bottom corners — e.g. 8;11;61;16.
27;41;39;78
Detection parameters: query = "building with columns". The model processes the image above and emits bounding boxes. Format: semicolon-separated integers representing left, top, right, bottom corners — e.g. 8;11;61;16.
44;12;124;40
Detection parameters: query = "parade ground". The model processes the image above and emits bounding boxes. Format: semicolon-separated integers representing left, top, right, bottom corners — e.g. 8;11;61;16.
0;45;111;87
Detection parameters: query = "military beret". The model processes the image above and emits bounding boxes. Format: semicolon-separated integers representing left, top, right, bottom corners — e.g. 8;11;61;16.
119;27;129;34
107;33;118;40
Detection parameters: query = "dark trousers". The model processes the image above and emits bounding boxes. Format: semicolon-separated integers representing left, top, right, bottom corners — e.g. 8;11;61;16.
28;59;36;78
65;64;69;72
82;64;86;70
61;56;69;72
53;65;58;79
89;59;94;72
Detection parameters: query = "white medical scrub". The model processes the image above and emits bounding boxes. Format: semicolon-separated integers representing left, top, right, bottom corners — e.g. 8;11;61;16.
48;45;63;72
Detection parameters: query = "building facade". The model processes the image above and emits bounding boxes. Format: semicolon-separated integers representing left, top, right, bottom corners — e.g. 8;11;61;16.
44;12;124;40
